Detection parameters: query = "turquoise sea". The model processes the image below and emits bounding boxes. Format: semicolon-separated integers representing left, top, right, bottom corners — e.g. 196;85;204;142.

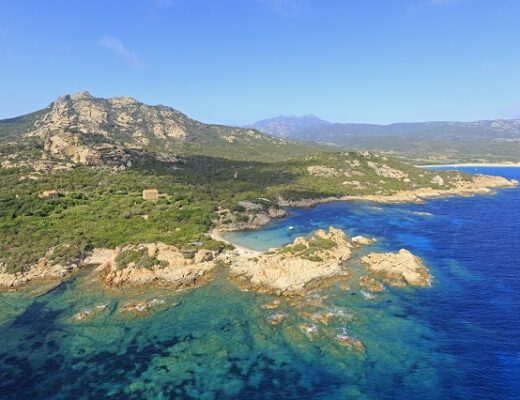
1;167;519;399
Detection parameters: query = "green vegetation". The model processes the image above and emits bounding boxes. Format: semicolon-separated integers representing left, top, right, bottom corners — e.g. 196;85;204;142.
114;248;166;270
0;167;216;273
278;235;337;262
0;148;464;273
0;109;47;141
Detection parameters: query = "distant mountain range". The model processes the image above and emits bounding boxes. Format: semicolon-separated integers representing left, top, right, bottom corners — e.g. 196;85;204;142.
249;115;520;162
246;115;330;138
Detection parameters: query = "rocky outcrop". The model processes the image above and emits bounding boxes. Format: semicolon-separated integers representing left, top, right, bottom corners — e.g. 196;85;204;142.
85;243;218;290
44;132;104;165
227;227;355;296
26;91;188;165
361;249;432;287
0;259;78;291
307;165;341;178
21;91;289;165
351;235;376;246
367;161;408;180
31;91;187;142
216;200;288;231
431;175;445;186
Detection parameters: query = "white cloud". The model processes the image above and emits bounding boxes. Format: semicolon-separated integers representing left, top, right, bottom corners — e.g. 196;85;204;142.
258;0;306;17
99;35;143;69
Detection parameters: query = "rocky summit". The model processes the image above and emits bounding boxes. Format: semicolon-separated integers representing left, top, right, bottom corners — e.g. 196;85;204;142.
9;91;312;165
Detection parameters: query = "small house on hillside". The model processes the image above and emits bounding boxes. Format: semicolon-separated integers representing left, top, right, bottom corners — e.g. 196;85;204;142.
142;188;159;200
40;190;60;200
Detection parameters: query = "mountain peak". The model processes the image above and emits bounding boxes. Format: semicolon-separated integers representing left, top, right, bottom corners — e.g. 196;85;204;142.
70;91;93;101
248;114;330;138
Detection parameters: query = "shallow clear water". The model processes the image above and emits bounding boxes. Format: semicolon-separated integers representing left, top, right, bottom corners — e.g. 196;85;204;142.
1;167;519;399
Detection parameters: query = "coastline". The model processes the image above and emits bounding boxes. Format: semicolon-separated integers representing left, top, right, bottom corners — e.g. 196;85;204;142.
214;174;518;252
2;173;517;292
417;162;520;168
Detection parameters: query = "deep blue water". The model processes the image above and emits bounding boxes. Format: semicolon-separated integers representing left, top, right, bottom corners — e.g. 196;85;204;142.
225;167;520;399
1;167;519;399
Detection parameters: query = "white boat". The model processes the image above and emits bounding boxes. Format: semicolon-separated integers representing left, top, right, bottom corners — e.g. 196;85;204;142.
288;226;295;230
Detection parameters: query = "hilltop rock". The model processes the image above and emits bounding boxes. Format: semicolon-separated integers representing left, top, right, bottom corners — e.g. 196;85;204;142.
361;249;432;287
228;227;356;296
307;165;341;177
367;161;408;180
431;175;444;186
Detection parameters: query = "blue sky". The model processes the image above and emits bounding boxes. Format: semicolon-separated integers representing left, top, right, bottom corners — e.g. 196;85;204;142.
1;0;520;124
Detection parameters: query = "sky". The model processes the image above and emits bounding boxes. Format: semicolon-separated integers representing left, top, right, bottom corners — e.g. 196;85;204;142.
1;0;520;125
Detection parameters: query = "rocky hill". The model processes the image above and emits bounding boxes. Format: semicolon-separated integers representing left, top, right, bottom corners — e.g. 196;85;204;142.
0;92;316;164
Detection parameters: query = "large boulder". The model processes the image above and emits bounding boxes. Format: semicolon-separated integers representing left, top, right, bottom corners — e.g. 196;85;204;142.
361;249;432;287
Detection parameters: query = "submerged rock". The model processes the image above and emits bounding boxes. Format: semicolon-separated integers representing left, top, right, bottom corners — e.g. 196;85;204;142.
266;313;288;326
359;276;385;292
300;323;320;338
72;304;108;322
360;290;376;300
361;249;432;287
336;333;365;352
306;309;351;326
261;299;281;309
119;298;168;314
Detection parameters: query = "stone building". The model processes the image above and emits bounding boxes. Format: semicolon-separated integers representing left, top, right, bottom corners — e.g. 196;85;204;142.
142;188;159;200
39;190;60;199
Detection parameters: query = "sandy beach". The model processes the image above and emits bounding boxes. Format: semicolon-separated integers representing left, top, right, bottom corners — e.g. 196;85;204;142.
208;229;263;257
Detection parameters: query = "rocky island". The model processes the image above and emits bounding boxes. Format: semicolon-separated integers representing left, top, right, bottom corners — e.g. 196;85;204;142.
361;249;432;287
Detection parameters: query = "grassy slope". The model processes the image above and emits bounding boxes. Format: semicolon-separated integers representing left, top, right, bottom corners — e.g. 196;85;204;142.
0;109;47;141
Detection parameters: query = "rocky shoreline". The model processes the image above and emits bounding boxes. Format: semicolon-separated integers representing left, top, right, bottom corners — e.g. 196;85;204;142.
0;173;515;293
227;227;354;296
207;174;517;234
0;259;78;292
277;174;517;207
